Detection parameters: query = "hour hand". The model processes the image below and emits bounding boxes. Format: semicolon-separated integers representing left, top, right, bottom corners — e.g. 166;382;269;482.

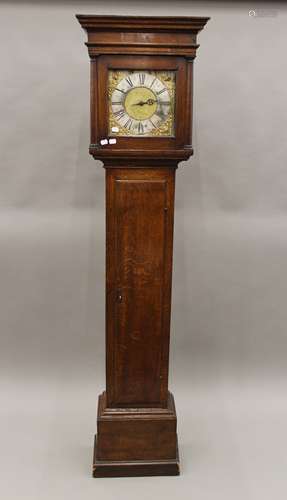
132;98;157;106
132;100;146;106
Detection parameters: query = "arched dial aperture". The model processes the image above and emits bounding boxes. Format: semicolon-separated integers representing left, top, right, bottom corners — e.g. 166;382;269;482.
109;71;175;137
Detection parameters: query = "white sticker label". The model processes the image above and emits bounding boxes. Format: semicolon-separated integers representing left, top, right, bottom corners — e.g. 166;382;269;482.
100;139;108;145
111;126;119;133
109;138;117;144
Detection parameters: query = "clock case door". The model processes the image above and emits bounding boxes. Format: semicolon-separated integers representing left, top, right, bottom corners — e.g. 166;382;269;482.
106;167;176;409
92;55;191;156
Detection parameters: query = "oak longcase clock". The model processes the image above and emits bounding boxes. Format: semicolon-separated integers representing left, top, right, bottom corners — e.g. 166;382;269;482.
76;14;209;478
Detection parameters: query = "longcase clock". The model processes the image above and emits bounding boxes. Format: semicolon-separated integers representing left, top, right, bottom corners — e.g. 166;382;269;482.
76;14;209;478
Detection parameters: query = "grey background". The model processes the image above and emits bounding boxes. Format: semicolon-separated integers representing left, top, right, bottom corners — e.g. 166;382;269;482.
1;1;286;499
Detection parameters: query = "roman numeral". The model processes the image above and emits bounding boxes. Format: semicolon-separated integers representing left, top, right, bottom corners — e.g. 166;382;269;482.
126;76;133;87
159;101;170;105
138;122;144;134
112;101;123;105
139;73;146;85
114;109;125;119
124;118;133;130
153;114;162;122
149;119;157;129
150;77;157;88
156;88;167;96
116;88;126;94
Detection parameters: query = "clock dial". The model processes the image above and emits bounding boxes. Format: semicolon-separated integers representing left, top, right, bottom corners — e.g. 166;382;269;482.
108;70;175;137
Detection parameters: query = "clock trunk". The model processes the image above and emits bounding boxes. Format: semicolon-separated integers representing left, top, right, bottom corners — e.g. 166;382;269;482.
105;168;175;408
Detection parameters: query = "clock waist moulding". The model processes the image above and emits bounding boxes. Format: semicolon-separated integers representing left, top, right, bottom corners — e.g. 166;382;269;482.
76;14;209;478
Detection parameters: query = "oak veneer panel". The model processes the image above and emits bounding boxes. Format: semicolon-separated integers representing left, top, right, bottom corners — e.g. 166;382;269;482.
97;419;177;461
114;178;166;405
106;168;175;408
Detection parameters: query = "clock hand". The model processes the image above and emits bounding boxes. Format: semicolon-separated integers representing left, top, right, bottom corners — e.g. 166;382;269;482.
132;100;146;106
146;98;157;105
132;98;157;106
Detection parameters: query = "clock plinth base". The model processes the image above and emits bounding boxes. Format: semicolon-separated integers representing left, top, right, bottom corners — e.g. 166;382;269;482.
93;436;180;478
93;391;180;478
